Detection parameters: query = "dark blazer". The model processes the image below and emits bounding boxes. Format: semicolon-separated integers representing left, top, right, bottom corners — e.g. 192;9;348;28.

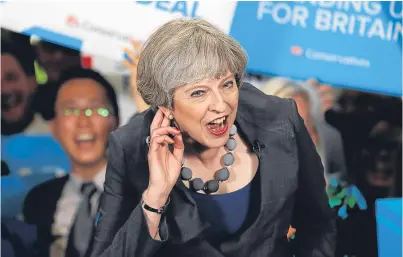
1;219;40;257
23;175;69;256
90;83;337;257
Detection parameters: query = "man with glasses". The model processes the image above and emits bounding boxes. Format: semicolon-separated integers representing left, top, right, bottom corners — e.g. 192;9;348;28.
23;67;120;257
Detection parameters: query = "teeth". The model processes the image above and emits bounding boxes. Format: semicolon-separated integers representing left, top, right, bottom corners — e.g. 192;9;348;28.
211;117;226;124
76;134;95;142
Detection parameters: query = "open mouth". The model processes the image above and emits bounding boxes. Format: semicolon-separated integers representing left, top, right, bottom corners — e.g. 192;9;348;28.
206;116;229;136
75;133;96;146
1;93;24;111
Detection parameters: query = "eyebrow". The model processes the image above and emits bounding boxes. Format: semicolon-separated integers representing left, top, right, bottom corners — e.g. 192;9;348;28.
184;74;235;93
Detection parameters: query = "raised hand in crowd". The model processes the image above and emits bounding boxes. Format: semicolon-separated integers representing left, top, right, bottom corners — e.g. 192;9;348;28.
306;78;336;115
123;39;150;113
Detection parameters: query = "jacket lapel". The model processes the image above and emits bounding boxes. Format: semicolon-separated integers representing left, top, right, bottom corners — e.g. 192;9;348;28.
219;104;279;255
220;85;299;255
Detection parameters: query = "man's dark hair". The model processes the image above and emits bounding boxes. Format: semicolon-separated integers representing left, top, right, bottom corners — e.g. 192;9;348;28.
51;67;120;124
38;40;81;57
1;37;36;77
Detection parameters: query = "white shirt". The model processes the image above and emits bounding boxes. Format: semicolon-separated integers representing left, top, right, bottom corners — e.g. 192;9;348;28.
24;114;51;134
50;167;106;257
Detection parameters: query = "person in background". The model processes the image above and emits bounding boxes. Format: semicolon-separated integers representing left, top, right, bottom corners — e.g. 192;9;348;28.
32;41;82;121
346;121;402;257
1;39;49;135
362;122;401;199
23;67;119;257
262;77;348;181
324;88;401;186
33;39;138;126
123;39;150;114
34;41;82;84
2;218;41;257
304;78;344;116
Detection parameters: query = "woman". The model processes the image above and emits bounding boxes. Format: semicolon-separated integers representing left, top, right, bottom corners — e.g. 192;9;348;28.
90;19;336;257
262;77;347;182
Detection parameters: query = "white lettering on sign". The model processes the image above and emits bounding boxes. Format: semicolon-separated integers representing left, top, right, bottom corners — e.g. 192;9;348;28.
135;1;200;18
256;1;402;42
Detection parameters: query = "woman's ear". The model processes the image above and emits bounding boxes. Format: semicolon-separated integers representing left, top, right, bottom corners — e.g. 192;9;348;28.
158;106;172;119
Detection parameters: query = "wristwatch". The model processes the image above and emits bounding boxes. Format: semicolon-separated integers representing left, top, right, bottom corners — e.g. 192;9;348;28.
141;197;170;215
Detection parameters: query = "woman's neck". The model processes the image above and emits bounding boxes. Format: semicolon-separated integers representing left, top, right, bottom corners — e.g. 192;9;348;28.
184;141;227;169
198;147;226;168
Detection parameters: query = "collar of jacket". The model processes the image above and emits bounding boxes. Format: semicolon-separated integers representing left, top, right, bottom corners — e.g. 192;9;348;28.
135;82;290;245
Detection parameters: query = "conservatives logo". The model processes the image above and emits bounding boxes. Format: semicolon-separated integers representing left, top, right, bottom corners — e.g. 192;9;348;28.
290;45;304;56
290;45;370;68
65;15;131;43
66;15;79;27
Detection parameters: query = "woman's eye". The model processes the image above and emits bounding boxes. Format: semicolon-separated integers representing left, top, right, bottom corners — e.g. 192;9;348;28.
223;81;234;88
190;90;205;97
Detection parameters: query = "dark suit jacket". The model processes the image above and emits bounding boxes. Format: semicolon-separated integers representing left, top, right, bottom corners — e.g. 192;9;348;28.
90;83;337;257
23;175;69;256
1;219;40;257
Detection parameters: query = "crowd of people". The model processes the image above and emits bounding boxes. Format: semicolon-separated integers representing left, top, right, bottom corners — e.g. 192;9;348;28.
1;19;401;257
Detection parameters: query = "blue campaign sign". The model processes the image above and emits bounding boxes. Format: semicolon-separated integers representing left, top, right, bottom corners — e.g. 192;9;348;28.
2;134;70;176
1;135;70;218
376;198;402;257
230;1;402;96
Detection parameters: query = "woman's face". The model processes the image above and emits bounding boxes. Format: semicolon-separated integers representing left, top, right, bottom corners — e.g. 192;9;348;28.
169;72;239;149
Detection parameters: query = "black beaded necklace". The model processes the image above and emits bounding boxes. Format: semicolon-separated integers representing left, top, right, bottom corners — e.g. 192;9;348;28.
180;125;237;194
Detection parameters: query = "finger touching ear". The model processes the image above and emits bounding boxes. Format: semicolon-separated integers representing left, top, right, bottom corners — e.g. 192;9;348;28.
158;106;172;119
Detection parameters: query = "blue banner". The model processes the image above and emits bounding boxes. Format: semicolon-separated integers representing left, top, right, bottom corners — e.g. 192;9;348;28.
1;135;70;218
230;1;402;96
376;198;402;257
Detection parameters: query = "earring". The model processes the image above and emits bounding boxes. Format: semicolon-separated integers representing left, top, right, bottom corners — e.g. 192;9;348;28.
168;114;174;120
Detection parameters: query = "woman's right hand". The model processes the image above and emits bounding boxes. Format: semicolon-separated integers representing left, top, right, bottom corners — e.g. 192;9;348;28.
143;109;184;207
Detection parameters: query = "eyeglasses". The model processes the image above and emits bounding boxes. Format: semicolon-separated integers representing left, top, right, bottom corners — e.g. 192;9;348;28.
58;107;113;118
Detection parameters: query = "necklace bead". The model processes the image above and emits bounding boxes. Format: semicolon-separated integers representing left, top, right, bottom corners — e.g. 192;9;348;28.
205;180;219;194
191;178;204;191
226;138;237;151
215;167;230;181
180;167;192;180
180;124;237;194
229;125;237;136
223;152;235;166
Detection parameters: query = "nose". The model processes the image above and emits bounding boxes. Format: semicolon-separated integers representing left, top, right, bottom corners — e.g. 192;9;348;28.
208;90;226;113
77;111;92;128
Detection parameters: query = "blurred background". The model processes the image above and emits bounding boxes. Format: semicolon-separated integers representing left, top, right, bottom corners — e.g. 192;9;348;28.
1;1;402;257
